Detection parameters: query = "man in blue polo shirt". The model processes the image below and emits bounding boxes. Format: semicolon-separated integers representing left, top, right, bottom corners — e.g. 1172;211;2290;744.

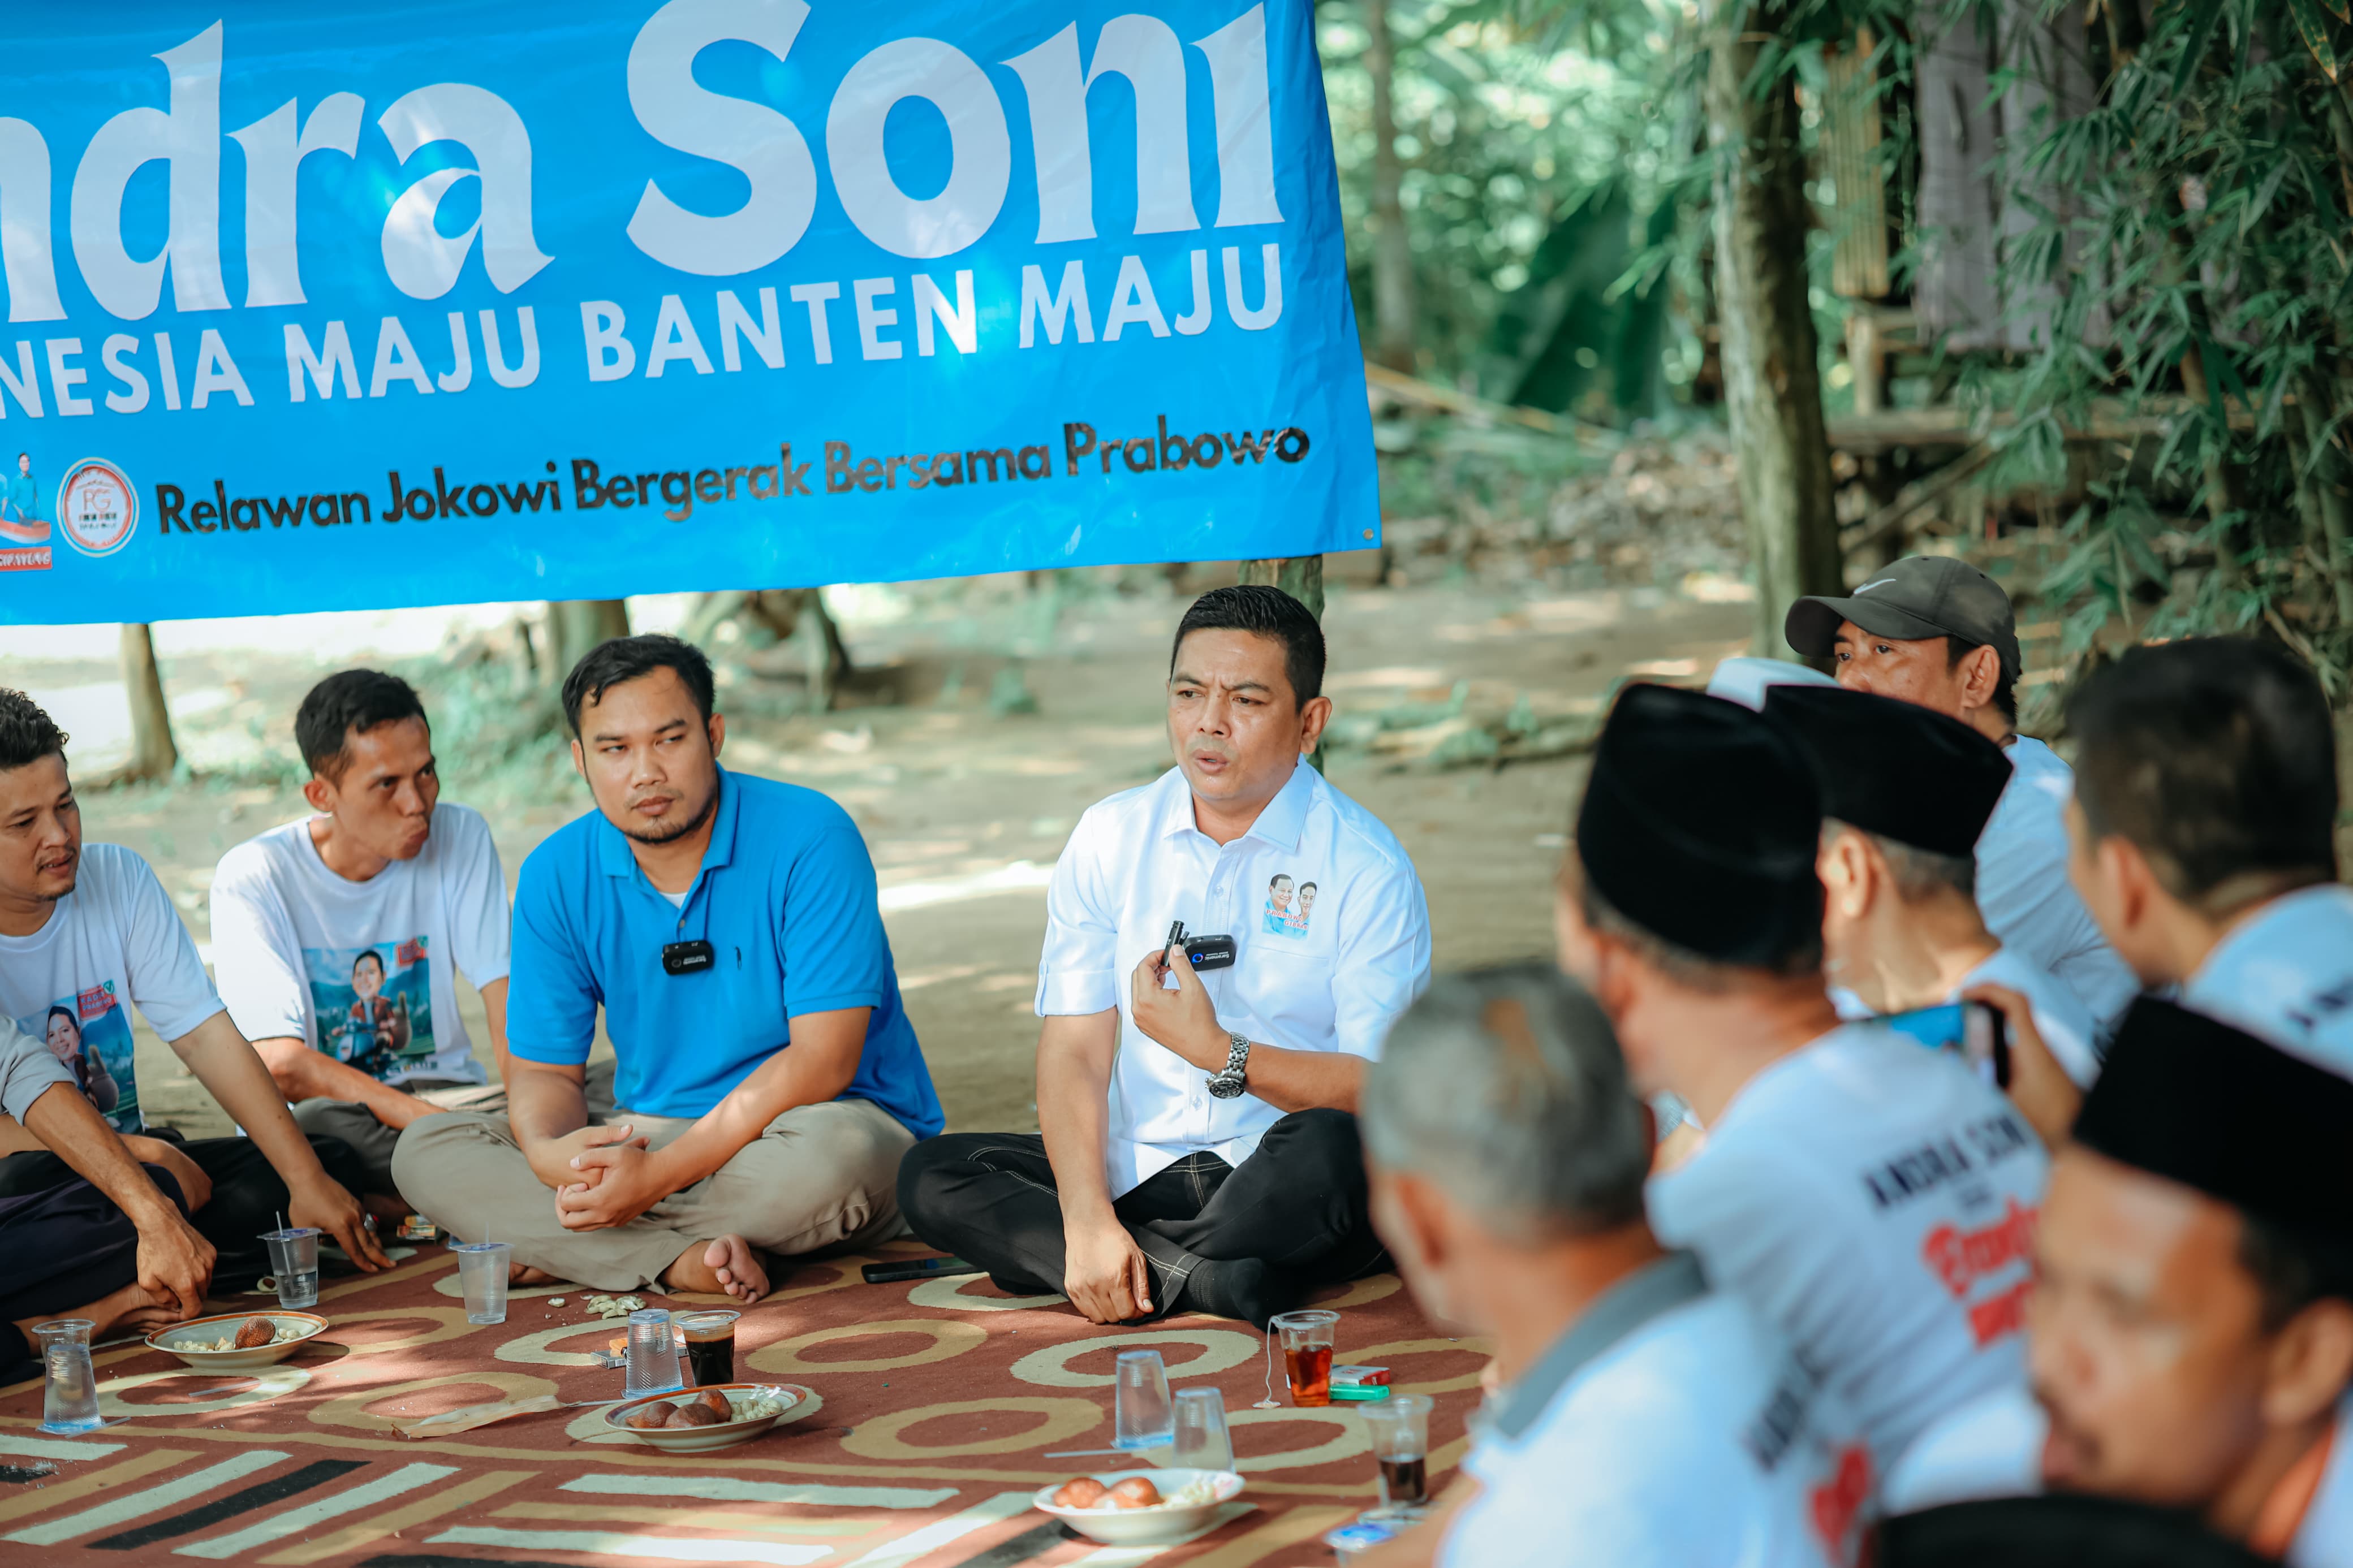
394;636;940;1301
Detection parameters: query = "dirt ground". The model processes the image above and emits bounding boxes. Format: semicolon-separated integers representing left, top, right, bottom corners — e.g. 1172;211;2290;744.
24;568;1755;1139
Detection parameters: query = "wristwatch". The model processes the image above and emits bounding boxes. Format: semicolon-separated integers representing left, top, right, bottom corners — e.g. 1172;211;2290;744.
1206;1031;1252;1099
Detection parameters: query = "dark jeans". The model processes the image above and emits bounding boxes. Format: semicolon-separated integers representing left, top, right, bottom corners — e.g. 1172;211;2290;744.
897;1109;1386;1314
0;1133;366;1294
0;1166;189;1385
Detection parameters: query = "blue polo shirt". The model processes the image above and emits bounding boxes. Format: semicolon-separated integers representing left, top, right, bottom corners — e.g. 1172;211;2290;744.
507;767;942;1138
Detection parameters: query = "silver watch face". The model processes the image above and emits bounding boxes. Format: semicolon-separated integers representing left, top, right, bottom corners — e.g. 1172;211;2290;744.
1206;1073;1247;1100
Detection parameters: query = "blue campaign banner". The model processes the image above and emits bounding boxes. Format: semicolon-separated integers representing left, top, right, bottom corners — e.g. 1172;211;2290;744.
0;1;1376;624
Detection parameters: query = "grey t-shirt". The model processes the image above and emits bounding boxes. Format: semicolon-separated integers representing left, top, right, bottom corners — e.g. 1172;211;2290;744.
0;1012;73;1121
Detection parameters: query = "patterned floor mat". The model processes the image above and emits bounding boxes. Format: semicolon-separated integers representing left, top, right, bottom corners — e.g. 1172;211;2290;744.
0;1241;1484;1566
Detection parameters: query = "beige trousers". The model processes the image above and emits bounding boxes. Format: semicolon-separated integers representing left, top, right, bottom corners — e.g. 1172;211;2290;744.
389;1095;915;1290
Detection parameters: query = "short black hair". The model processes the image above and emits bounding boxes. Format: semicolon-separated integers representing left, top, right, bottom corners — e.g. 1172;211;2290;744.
2067;638;2338;908
1945;636;2017;723
562;633;716;737
0;689;67;771
296;670;427;782
2240;1212;2353;1333
1170;585;1325;706
352;949;384;976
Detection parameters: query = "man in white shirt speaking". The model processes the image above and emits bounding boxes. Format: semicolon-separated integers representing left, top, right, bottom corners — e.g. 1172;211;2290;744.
1554;683;2049;1475
1785;555;2137;1027
1764;684;2101;1108
1358;962;1872;1568
898;586;1431;1327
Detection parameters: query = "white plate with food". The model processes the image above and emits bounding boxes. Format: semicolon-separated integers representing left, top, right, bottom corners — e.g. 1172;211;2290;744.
601;1383;805;1453
145;1311;328;1369
1034;1468;1246;1545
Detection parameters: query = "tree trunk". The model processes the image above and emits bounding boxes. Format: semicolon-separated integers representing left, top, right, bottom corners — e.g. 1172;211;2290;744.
1705;6;1844;656
119;624;178;783
1238;557;1326;770
546;599;631;684
1362;0;1417;373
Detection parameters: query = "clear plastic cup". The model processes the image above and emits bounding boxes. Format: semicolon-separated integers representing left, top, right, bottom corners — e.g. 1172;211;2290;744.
451;1241;512;1324
1359;1391;1434;1510
258;1227;321;1310
35;1320;99;1435
1171;1385;1234;1472
1272;1309;1340;1406
624;1308;683;1398
1112;1349;1174;1450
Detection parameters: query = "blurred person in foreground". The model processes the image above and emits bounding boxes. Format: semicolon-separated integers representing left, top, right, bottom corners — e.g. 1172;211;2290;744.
899;586;1430;1327
1764;683;2100;1123
1554;683;2048;1476
1354;962;1872;1568
1785;556;2137;1026
1886;1000;2353;1566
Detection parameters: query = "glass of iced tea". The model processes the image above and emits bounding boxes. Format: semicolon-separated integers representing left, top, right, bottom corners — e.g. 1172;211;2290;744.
1271;1309;1340;1406
676;1309;739;1386
1359;1392;1433;1512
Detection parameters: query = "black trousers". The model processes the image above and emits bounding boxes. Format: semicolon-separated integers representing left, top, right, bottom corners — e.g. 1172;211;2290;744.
0;1133;366;1294
897;1108;1386;1313
0;1166;190;1385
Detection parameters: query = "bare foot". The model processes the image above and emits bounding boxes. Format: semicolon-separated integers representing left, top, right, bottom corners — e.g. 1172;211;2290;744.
662;1236;768;1304
508;1264;557;1286
16;1281;176;1348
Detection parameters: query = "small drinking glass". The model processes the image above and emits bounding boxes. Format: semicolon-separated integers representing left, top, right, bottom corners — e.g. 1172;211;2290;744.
35;1320;99;1435
1170;1386;1234;1472
623;1307;683;1398
451;1241;512;1325
1113;1349;1174;1450
258;1227;321;1310
1360;1391;1434;1512
1271;1309;1340;1406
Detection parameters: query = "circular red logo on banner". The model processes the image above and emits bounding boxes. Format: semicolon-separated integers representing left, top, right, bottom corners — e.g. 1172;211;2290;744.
56;459;137;558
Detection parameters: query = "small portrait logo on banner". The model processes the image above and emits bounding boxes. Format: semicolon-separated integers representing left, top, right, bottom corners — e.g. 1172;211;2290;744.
57;460;138;558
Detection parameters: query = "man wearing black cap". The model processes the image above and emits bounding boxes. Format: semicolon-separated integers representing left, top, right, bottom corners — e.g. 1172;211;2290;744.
2066;639;2350;1080
1765;685;2100;1107
1555;683;2050;1475
1785;556;2137;1028
1885;1000;2353;1565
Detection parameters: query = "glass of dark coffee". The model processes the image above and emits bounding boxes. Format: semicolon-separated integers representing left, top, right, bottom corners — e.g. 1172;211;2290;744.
1359;1392;1433;1513
675;1309;739;1387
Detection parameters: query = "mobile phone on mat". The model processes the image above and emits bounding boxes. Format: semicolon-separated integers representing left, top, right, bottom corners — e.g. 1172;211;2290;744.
862;1256;986;1284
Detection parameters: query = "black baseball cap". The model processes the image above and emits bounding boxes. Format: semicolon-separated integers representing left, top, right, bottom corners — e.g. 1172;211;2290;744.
1785;556;2021;680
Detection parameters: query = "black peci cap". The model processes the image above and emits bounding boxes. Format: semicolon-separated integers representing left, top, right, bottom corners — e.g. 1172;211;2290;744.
1884;1495;2277;1567
1575;684;1824;966
1764;684;2014;859
2074;999;2353;1237
1786;556;2021;680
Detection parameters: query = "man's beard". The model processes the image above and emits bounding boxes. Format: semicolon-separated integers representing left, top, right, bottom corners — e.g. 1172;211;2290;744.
619;781;718;846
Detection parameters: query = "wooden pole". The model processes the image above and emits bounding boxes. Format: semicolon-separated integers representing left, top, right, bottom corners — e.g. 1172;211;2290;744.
1237;557;1326;770
546;599;631;684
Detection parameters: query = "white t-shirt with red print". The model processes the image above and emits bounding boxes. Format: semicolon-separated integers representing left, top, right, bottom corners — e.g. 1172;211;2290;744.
1649;1023;2052;1475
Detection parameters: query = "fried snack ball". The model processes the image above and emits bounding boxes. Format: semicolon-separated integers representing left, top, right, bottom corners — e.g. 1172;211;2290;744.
1052;1477;1109;1509
622;1401;677;1429
691;1389;733;1419
1109;1477;1161;1509
233;1319;274;1349
665;1403;723;1428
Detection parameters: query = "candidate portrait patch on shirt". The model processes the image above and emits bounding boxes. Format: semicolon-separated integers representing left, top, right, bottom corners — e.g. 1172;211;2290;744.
16;981;138;1133
1261;872;1320;937
301;937;433;1082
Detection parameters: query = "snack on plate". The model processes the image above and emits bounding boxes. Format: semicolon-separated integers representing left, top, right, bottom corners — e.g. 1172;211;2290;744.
1053;1477;1109;1509
689;1389;732;1419
664;1403;722;1428
622;1400;676;1429
1108;1477;1161;1509
182;1318;303;1353
233;1319;275;1349
729;1390;790;1422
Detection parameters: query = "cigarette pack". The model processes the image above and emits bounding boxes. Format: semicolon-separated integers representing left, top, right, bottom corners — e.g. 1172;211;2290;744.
1331;1364;1391;1387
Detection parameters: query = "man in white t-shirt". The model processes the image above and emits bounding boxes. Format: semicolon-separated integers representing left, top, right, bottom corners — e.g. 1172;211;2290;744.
1785;556;2139;1028
2063;639;2351;1079
1765;685;2101;1111
899;586;1431;1328
0;689;385;1286
1354;963;1871;1568
212;670;602;1211
1555;683;2050;1476
1885;1001;2353;1567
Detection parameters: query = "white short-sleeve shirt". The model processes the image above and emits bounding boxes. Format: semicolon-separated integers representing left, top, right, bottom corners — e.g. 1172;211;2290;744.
0;1013;72;1122
1037;762;1432;1197
1649;1023;2052;1474
1444;1254;1873;1568
210;803;510;1087
0;844;224;1134
2182;884;2353;1080
1977;738;2140;1028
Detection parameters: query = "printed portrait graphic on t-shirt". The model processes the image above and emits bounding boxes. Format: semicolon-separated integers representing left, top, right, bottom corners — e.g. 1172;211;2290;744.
303;938;432;1081
18;982;137;1132
1262;874;1315;938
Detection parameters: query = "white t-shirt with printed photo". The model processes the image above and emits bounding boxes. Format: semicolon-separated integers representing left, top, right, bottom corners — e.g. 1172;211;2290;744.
1649;1023;2052;1475
209;803;510;1088
2182;884;2353;1081
0;843;224;1134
